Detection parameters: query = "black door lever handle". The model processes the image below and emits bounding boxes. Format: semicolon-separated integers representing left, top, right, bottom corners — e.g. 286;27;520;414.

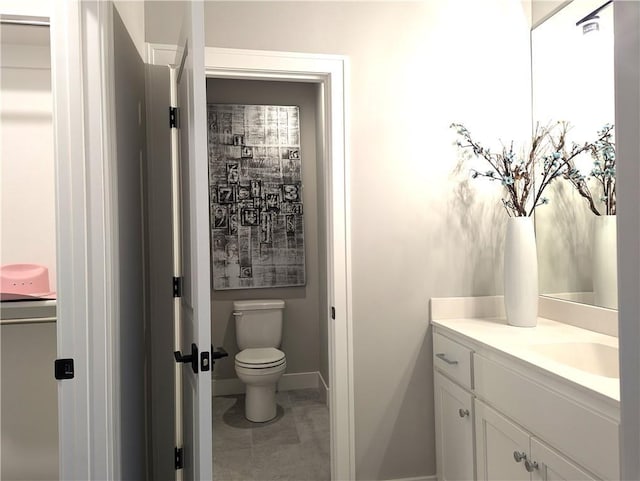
174;343;198;373
210;345;228;372
211;346;228;360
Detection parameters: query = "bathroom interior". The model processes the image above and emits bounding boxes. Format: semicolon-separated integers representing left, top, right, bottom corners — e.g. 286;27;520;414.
0;0;637;480
206;77;331;479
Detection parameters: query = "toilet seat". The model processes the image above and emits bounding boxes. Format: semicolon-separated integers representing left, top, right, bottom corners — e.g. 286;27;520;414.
235;348;285;369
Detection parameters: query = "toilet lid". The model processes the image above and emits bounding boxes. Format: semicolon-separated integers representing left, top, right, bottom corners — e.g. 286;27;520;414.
235;348;285;367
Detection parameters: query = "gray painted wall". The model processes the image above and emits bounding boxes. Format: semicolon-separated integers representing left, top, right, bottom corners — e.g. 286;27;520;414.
145;2;532;479
113;7;148;480
206;78;326;383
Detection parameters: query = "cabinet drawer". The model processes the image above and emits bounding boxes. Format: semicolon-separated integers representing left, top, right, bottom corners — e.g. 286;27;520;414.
433;332;473;389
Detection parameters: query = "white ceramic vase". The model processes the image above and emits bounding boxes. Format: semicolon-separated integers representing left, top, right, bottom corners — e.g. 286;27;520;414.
592;215;618;310
504;217;538;327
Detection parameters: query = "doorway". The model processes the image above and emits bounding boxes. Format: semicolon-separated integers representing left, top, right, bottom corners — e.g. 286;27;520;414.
146;44;353;480
202;47;354;480
206;77;330;479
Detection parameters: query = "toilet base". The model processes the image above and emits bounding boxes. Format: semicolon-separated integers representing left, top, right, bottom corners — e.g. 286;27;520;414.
245;384;277;422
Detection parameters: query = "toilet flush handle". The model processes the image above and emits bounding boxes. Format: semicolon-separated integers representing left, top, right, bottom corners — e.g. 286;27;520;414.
232;311;243;317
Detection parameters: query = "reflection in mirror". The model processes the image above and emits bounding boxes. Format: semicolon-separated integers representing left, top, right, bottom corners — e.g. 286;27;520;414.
532;0;617;310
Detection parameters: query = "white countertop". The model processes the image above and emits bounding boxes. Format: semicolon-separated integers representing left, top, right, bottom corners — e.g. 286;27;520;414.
432;316;620;404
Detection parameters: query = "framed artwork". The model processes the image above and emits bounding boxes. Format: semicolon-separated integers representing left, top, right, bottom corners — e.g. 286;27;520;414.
208;104;306;289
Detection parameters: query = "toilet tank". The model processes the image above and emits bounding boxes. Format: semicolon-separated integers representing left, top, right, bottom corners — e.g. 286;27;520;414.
233;299;285;350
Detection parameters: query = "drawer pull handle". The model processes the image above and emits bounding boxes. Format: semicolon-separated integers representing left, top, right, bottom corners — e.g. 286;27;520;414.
435;353;458;365
458;408;470;418
525;460;539;472
513;451;527;463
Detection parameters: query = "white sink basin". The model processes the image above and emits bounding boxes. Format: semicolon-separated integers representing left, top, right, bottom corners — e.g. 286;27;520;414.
528;342;619;379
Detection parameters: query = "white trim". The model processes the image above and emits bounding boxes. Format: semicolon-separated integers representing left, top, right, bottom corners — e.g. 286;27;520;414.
212;371;320;397
51;4;90;477
278;371;320;391
203;47;354;480
318;371;330;408
615;1;640;480
51;1;118;479
146;42;177;66
101;3;121;478
382;476;437;481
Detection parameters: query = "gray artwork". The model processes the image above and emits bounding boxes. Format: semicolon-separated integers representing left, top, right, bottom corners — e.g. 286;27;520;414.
208;104;306;290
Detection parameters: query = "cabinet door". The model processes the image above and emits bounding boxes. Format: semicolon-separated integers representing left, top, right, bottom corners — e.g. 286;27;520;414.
530;438;599;481
475;400;531;481
434;372;474;481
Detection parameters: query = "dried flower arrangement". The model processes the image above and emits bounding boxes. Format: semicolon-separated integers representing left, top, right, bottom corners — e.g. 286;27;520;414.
451;122;614;217
562;124;615;215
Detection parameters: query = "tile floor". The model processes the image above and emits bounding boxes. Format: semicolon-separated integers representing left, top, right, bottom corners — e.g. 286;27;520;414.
213;388;330;481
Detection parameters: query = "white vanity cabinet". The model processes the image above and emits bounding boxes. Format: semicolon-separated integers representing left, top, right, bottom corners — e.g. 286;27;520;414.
475;399;598;481
432;325;618;481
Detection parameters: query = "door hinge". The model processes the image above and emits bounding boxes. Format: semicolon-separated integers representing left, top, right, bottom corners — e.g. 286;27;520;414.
54;358;75;380
169;106;178;129
173;276;183;298
174;447;183;470
331;306;336;320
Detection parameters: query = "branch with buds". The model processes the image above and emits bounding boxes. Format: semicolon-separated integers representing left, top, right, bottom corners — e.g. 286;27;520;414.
451;122;614;217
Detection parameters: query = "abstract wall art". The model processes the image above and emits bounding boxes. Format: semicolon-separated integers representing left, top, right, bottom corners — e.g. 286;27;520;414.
207;104;306;289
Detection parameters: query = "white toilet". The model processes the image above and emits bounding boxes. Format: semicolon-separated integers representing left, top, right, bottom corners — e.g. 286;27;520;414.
233;299;286;422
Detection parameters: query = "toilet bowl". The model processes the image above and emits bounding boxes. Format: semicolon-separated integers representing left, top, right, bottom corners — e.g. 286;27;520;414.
235;347;286;422
232;299;287;422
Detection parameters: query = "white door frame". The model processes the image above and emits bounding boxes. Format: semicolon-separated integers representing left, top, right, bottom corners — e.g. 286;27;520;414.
202;47;355;480
615;1;640;480
51;1;120;479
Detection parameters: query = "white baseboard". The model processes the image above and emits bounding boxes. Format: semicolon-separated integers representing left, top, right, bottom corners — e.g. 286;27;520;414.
384;476;436;481
318;371;330;408
213;371;323;397
278;371;319;391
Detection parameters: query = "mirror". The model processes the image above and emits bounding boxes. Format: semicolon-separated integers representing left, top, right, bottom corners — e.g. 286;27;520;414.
532;0;616;309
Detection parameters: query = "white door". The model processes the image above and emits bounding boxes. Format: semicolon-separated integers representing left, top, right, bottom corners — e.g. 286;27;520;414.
475;400;531;481
172;1;212;479
434;372;474;481
530;438;598;481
